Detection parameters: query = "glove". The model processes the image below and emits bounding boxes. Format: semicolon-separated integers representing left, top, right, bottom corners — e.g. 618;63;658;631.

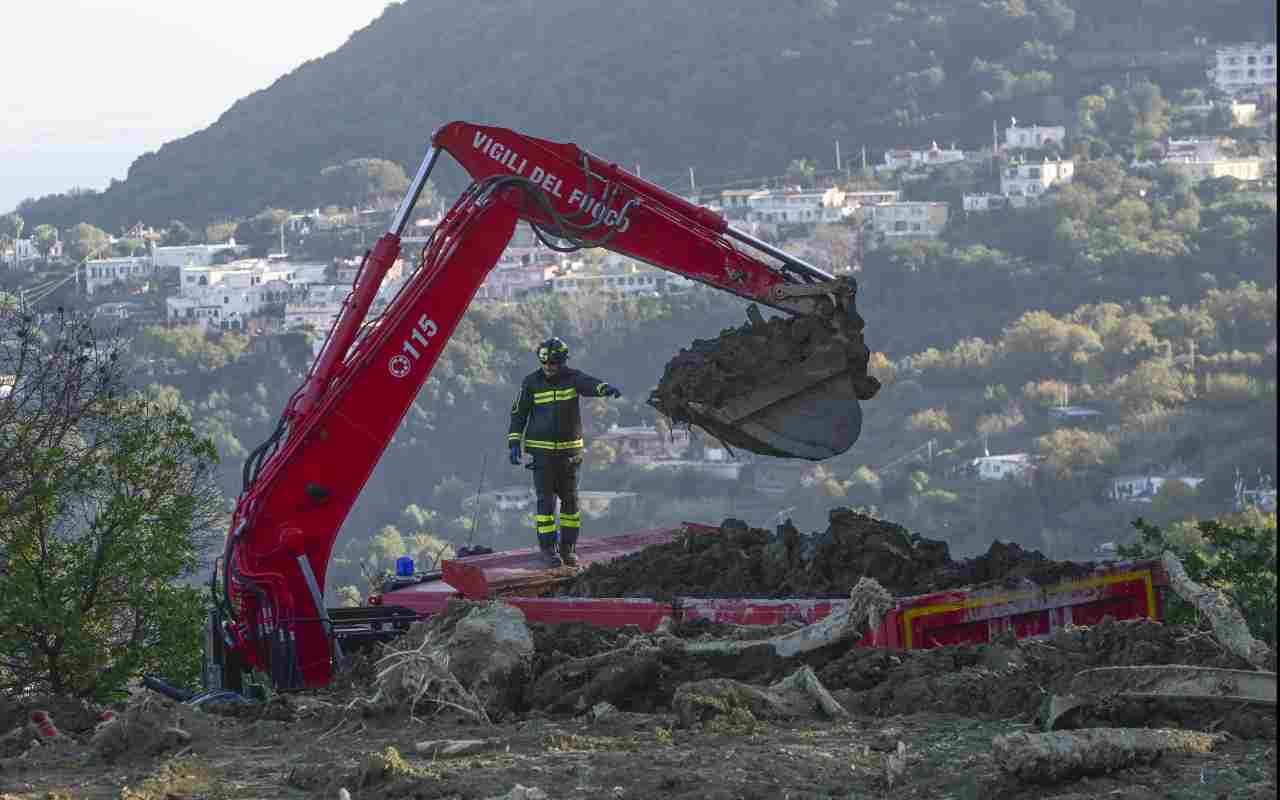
509;443;522;465
602;384;622;399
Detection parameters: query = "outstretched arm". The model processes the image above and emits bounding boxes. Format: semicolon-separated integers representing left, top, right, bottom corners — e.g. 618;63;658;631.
573;370;621;398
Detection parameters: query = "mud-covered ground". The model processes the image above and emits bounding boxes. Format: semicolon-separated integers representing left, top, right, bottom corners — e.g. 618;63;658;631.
564;511;1097;599
2;617;1274;799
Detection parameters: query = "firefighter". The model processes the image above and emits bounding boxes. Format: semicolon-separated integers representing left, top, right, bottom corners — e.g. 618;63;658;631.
508;337;621;567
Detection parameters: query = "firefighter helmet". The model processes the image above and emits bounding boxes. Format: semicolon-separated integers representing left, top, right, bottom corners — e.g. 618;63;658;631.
537;337;570;365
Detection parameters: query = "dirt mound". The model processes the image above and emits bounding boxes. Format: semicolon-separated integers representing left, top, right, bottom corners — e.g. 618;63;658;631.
564;509;1094;599
649;302;879;459
816;618;1274;738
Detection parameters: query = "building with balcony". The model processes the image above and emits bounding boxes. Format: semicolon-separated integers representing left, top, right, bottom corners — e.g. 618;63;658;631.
1005;122;1066;150
744;187;847;225
1209;43;1277;95
863;201;949;237
83;256;157;296
1000;159;1075;204
878;142;965;173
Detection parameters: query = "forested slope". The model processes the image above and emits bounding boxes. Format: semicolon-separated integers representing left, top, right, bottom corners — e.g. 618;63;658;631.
16;0;1275;227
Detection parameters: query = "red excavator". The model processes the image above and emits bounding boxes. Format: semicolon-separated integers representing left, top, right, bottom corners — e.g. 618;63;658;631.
209;122;879;691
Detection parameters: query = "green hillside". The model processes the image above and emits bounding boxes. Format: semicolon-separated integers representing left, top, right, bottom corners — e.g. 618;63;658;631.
15;0;1274;228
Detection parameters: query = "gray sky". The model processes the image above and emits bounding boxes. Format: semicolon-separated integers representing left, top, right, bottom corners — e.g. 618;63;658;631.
1;0;389;214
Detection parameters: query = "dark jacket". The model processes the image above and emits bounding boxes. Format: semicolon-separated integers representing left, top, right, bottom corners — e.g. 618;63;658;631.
508;367;614;456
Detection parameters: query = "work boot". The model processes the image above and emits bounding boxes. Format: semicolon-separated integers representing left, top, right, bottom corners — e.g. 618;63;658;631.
537;533;563;568
558;528;580;568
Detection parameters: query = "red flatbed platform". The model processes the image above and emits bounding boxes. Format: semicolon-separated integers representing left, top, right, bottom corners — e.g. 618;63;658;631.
372;524;1169;649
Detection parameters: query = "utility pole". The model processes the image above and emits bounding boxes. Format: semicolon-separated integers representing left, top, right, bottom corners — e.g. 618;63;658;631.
835;140;842;173
861;146;867;171
688;167;696;196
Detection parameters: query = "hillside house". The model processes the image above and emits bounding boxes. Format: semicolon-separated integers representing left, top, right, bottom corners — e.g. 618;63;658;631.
152;240;246;269
1000;159;1074;204
1161;157;1265;183
744;188;847;225
167;259;300;330
971;453;1035;482
863;202;949;238
1107;474;1203;502
595;423;690;464
1005;122;1066;150
1209;43;1277;95
578;491;639;516
878;142;965;173
83;256;157;296
465;486;535;512
475;263;555;301
2;238;43;269
719;189;760;220
962;193;1009;212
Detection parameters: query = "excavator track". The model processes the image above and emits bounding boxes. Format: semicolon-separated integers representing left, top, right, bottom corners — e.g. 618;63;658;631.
650;301;880;460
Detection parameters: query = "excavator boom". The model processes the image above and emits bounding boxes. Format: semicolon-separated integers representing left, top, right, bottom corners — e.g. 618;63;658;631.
215;123;877;691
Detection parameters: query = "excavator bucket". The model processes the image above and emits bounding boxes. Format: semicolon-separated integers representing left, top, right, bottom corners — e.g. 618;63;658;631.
650;303;880;460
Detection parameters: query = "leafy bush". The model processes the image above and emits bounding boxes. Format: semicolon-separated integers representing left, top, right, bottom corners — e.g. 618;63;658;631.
1122;516;1278;646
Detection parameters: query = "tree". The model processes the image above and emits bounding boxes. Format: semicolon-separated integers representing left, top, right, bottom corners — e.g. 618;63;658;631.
0;307;222;698
234;209;290;258
163;220;197;246
31;224;59;258
205;221;237;244
784;159;817;186
64;222;110;262
0;213;24;248
318;158;412;209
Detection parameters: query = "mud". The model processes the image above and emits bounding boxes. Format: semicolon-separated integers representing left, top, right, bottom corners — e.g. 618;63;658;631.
564;509;1095;600
649;302;879;458
816;618;1276;739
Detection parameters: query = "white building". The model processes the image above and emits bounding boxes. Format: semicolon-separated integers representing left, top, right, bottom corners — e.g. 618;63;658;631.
1107;475;1203;502
1004;123;1066;150
464;486;536;512
972;453;1035;482
283;284;349;331
550;270;682;295
1164;138;1221;162
962;193;1010;212
83;256;157;296
878;142;965;173
744;187;847;225
2;238;41;269
1000;159;1074;203
863;202;949;237
152;240;247;269
475;263;554;301
842;190;900;210
1209;43;1277;95
167;259;298;330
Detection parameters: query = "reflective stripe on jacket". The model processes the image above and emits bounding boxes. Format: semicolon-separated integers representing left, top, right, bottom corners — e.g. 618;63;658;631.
508;368;613;455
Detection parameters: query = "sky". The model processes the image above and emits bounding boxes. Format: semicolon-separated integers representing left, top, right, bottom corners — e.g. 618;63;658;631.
0;0;390;214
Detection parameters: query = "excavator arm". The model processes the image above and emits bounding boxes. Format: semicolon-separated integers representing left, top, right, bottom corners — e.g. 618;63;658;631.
213;122;876;691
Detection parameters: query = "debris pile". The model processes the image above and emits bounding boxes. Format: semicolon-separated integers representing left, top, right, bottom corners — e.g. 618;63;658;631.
565;510;1095;599
649;302;879;458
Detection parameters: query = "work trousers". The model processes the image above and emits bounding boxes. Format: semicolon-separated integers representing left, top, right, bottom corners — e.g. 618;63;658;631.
531;454;581;551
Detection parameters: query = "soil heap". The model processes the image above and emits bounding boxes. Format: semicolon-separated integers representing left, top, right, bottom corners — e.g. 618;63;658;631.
648;302;880;458
564;509;1096;599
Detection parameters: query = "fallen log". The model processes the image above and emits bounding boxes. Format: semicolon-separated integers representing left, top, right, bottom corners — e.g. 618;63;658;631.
1162;550;1271;669
993;728;1226;784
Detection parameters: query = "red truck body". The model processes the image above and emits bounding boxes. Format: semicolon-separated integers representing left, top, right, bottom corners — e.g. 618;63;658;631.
370;524;1167;651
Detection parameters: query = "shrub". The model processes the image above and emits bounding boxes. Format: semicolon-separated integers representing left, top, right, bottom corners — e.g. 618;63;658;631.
1122;517;1277;646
